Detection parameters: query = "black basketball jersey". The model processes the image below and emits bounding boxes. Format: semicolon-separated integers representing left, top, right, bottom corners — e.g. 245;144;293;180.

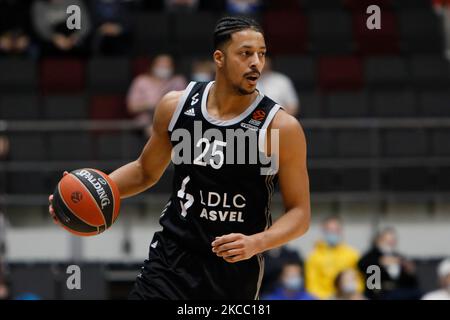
160;81;283;254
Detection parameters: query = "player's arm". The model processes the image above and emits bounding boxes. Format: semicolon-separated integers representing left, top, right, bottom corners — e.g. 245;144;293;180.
212;110;311;262
108;91;182;198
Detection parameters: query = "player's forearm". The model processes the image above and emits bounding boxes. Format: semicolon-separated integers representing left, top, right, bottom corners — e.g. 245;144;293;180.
253;207;310;253
109;160;156;199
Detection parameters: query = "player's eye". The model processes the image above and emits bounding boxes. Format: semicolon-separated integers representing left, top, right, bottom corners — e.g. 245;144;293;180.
259;52;266;57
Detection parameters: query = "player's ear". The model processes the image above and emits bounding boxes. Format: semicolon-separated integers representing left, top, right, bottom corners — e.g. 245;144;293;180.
213;50;224;68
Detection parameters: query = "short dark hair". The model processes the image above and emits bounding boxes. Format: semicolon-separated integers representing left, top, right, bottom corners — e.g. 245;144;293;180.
213;16;264;50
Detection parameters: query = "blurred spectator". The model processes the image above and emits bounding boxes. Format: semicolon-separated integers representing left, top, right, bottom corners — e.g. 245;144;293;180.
0;136;9;160
0;0;34;57
165;0;199;12
305;216;364;300
127;54;186;136
422;258;450;300
90;0;131;56
14;292;41;300
226;0;261;14
333;269;366;300
257;56;299;116
31;0;92;57
0;212;8;300
261;245;303;295
358;227;421;300
262;262;317;300
191;59;215;82
433;0;450;57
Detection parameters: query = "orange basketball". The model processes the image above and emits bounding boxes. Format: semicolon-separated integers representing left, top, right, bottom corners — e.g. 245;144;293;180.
52;168;121;236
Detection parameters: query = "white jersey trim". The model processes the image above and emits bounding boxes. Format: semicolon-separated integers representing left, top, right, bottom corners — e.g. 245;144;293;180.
168;81;196;132
258;104;283;155
201;81;264;126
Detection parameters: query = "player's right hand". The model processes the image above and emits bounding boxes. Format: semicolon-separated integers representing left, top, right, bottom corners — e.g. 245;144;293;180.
48;171;68;224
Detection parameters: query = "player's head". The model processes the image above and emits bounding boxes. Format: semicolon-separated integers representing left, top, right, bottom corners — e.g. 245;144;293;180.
213;16;266;95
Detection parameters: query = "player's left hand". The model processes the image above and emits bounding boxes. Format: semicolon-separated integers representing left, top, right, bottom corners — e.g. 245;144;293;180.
211;233;260;263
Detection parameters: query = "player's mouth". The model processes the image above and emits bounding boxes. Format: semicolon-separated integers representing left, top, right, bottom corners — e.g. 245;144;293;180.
245;74;259;86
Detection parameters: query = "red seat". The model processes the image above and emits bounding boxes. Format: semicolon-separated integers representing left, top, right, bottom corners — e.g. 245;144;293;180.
131;56;152;77
40;58;86;94
263;11;308;54
353;10;399;55
89;95;128;120
318;56;363;92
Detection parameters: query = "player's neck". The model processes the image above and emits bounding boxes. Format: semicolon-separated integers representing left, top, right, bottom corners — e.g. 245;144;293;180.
208;77;259;119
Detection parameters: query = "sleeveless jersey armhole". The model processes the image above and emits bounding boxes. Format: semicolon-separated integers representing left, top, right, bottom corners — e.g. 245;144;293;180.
168;81;196;133
258;104;284;155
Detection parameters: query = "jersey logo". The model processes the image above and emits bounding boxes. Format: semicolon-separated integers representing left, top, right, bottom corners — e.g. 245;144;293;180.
191;93;200;106
177;176;194;218
184;108;196;117
241;122;258;131
252;109;266;121
150;241;158;248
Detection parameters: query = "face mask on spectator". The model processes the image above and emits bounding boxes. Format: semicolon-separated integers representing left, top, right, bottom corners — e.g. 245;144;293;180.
341;281;358;295
153;66;173;80
324;233;341;247
282;275;302;291
386;263;401;279
192;72;212;82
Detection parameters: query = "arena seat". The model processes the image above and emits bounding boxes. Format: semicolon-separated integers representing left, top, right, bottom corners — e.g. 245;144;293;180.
263;11;308;54
325;91;369;117
8;172;47;194
0;94;40;119
9;133;46;161
336;129;373;157
305;128;335;157
371;90;417;117
318;56;363;91
42;95;87;119
308;10;354;54
353;11;399;55
338;168;372;191
431;129;450;156
382;129;428;157
131;13;171;55
297;91;323;118
382;167;430;191
399;10;444;54
89;95;127;120
172;12;218;55
410;56;450;90
364;56;409;90
273;56;316;91
0;58;37;93
40;58;86;94
87;58;130;94
418;90;450;117
48;132;93;161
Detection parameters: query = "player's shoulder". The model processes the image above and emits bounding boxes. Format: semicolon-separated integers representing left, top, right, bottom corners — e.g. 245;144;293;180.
154;90;184;121
269;106;303;133
151;89;186;133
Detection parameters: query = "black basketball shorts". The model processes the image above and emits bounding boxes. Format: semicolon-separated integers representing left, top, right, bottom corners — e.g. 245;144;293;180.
128;231;264;300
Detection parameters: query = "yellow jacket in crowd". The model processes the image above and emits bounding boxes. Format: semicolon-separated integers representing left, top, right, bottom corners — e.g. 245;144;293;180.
305;240;364;299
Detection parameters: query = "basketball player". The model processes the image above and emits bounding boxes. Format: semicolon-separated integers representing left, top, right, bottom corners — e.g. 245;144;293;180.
49;16;311;300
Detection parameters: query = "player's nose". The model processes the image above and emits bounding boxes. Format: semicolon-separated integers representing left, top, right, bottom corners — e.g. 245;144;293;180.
249;52;262;69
